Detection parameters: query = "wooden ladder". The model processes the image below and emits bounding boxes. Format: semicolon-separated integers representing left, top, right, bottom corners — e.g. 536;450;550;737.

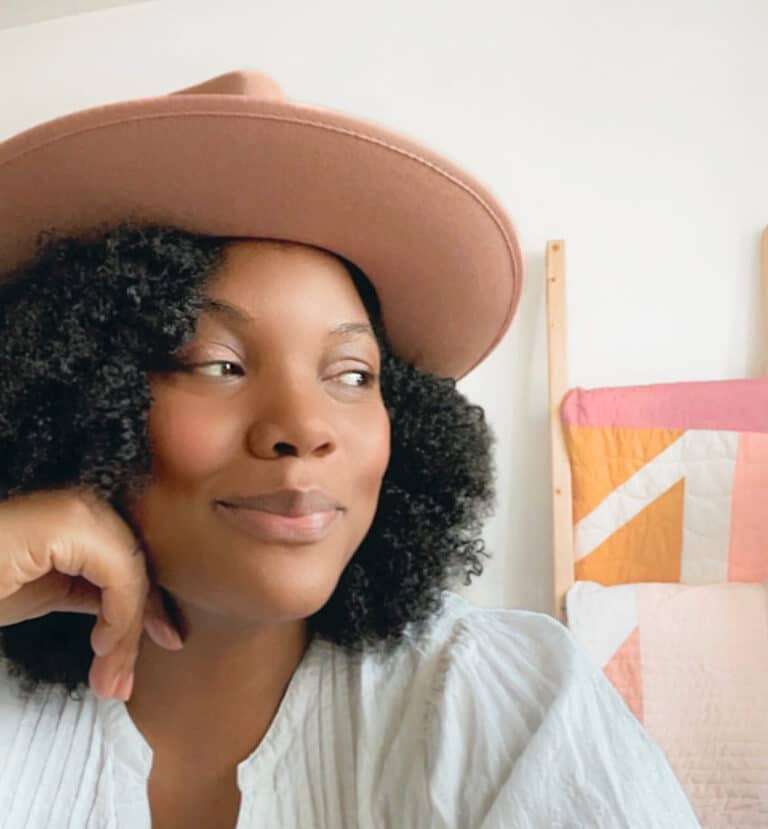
545;226;768;623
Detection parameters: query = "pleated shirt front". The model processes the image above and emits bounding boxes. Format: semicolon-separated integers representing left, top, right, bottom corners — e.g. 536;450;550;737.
0;591;700;828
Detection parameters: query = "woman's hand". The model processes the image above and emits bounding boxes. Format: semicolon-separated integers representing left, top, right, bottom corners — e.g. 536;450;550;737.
0;487;183;701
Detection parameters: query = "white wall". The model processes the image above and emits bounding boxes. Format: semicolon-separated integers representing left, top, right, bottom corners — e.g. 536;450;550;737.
0;0;146;29
1;0;765;613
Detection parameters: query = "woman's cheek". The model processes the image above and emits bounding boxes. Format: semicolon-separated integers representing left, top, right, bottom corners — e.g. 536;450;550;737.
357;406;390;493
149;398;233;480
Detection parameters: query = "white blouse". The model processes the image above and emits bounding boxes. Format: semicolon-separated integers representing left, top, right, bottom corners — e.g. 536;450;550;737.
0;591;700;828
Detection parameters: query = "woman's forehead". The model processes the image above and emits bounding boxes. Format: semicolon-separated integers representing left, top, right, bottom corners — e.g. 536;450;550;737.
219;237;341;274
196;239;376;340
208;238;357;296
196;295;377;345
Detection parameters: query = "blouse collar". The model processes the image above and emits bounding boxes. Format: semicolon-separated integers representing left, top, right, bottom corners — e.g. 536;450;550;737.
97;635;332;792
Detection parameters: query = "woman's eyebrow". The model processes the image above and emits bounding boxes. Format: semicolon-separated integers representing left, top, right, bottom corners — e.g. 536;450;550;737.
200;297;377;341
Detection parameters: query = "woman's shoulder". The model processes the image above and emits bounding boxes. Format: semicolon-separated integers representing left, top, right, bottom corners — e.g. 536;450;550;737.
352;589;583;698
325;591;587;778
370;589;607;752
336;591;700;828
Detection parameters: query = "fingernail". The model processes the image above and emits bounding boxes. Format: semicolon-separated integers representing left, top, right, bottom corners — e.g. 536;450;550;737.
92;626;117;657
115;671;134;701
107;672;122;699
159;620;184;649
145;616;184;650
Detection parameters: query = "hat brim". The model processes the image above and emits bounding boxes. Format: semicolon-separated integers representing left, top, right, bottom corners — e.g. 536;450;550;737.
0;93;523;379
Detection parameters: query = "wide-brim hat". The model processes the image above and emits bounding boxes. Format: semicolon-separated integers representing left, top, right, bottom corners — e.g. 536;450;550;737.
0;69;523;379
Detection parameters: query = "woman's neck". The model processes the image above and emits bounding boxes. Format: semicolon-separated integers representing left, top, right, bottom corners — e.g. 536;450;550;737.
125;610;310;772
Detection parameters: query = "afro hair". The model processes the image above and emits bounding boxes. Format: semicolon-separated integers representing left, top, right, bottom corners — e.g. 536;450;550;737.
0;221;497;698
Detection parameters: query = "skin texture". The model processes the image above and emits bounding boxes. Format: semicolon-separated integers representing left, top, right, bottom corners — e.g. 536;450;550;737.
122;239;391;813
0;221;496;705
0;221;497;825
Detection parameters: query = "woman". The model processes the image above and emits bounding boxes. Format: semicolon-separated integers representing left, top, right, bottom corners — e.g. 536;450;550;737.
0;71;699;827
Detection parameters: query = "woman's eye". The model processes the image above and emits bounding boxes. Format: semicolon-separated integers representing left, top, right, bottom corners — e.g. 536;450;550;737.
188;360;244;377
336;370;375;387
177;361;373;386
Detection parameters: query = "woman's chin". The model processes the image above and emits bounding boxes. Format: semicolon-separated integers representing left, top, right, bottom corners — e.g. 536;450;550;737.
162;572;340;631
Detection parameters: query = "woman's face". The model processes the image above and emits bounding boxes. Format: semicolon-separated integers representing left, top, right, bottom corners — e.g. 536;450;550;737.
128;239;390;628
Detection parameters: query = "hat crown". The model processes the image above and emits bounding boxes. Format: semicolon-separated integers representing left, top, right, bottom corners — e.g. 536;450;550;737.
0;67;522;379
169;69;285;101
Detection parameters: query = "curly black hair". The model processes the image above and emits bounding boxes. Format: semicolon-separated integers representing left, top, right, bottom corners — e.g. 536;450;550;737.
0;222;496;698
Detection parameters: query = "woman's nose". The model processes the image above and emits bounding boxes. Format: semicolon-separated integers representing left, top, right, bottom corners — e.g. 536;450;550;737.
245;377;337;460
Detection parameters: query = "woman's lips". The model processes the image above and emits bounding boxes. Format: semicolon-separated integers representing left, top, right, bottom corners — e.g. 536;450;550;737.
214;502;342;544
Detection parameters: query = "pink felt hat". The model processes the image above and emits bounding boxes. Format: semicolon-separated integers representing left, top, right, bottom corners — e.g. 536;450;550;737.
0;69;523;379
